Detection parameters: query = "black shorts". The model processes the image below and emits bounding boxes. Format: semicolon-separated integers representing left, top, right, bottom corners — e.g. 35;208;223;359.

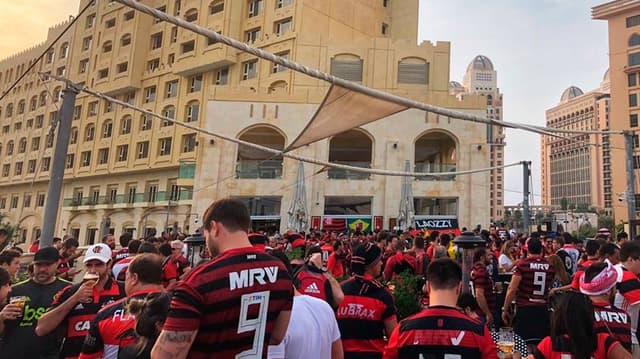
514;305;550;344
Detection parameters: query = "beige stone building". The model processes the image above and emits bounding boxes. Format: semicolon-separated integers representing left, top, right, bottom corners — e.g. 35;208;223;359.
593;1;640;230
450;55;505;221
0;0;490;243
541;73;612;212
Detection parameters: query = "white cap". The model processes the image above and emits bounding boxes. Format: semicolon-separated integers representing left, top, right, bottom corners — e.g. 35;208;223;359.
83;243;112;264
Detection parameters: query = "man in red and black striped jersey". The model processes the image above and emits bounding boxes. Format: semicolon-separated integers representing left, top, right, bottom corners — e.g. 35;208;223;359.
502;237;554;347
579;261;632;351
151;198;294;359
80;253;164;359
336;242;397;359
614;241;640;356
36;243;126;359
470;247;496;328
384;258;498;359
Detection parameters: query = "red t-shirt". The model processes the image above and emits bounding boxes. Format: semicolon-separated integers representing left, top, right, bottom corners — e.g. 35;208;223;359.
471;261;496;315
570;259;598;290
161;259;179;288
326;252;344;278
533;333;619;359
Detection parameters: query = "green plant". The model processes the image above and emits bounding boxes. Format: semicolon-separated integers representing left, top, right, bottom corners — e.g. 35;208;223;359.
391;270;423;321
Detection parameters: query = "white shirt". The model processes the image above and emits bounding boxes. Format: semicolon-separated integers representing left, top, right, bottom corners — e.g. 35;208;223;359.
268;295;341;359
498;254;513;270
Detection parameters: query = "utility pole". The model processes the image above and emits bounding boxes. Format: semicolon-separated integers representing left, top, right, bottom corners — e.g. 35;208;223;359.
40;85;78;248
522;161;531;234
625;131;637;239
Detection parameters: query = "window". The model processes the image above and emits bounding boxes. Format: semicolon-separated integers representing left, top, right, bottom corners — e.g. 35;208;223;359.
2;126;8;134
121;34;132;47
330;55;363;82
14;162;23;176
631;93;638;107
0;197;5;209
88;101;98;115
6;141;13;155
102;41;113;53
144;86;156;103
276;0;293;9
29;96;37;111
630;52;640;67
398;58;429;84
126;184;136;203
107;186;118;203
631;34;640;47
98;148;109;164
185;9;198;22
170;27;178;43
41;157;50;171
82;36;92;51
188;74;202;92
137;141;150;159
79;59;89;73
159;137;172;156
382;23;389;35
274;18;292;35
628;15;640;28
102;121;113;138
383;0;389;7
105;18;116;28
26;118;33;128
6;103;13;117
46;134;54;148
85;124;95;141
60;42;69;58
155;6;167;23
210;1;224;14
36;114;44;127
272;52;289;73
70;127;78;144
182;133;196;152
65;154;74;169
630;73;638;87
36;193;45;207
27;160;36;174
140;114;153;131
117;62;128;73
17;100;25;114
242;60;258;80
123;91;136;105
166;80;179;97
86;13;96;29
248;0;263;17
148;58;160;71
124;11;134;21
14;122;22;132
23;194;31;208
181;40;195;53
186;101;200;122
146;183;158;202
1;165;8;177
120;116;132;134
632;114;638;127
31;137;40;151
151;32;163;49
45;50;54;64
10;196;18;209
80;151;91;167
162;106;175;126
98;68;109;79
117;144;128;162
168;53;175;65
245;28;261;43
215;67;229;85
174;0;182;15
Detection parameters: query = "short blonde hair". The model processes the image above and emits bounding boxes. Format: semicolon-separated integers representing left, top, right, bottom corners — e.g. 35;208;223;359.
170;240;184;249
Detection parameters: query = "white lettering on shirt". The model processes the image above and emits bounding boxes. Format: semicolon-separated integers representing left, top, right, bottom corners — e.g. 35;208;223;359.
229;266;279;290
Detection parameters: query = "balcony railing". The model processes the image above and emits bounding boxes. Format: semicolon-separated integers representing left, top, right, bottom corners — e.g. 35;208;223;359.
179;161;196;179
63;190;194;207
236;160;283;179
327;161;371;180
415;162;456;181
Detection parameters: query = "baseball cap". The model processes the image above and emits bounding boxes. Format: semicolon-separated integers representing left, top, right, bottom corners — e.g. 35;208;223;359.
33;246;61;264
83;243;112;264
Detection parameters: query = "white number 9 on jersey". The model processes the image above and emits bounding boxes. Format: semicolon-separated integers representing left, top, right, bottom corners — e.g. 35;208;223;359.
533;272;547;296
236;291;271;359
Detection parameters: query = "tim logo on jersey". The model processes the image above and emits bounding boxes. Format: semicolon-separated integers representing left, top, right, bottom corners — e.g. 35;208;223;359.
229;266;279;290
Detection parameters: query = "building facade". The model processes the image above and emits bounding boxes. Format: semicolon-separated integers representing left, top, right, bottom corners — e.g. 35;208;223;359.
450;55;505;221
0;0;490;244
593;1;640;228
541;74;612;212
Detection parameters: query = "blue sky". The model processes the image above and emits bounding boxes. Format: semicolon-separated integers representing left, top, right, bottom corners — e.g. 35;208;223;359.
419;0;610;206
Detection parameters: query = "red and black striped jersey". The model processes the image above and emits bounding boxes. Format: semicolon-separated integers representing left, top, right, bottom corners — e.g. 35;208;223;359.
470;261;496;314
614;266;640;345
50;277;126;359
162;246;294;359
569;259;598;291
383;306;498;359
532;333;619;359
79;289;161;359
592;301;632;352
336;275;397;358
512;256;554;307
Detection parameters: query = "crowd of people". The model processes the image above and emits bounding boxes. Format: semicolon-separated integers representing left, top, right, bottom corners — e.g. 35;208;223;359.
0;197;638;358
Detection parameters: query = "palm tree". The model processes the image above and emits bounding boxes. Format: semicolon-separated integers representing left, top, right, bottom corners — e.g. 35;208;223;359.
0;213;21;251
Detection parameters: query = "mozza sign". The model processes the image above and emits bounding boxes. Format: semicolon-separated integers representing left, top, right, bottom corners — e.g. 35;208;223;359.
415;218;459;230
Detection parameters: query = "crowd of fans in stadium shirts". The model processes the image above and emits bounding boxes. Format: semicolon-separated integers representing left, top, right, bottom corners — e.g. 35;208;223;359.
0;198;638;358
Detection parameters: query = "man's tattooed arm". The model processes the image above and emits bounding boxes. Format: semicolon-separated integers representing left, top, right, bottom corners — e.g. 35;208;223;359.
151;330;198;359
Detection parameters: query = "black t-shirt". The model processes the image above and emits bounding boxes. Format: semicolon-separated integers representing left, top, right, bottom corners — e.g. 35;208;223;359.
0;278;70;359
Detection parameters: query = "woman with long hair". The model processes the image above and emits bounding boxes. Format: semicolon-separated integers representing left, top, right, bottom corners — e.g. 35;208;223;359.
547;254;571;288
118;292;171;359
498;240;517;273
529;291;631;359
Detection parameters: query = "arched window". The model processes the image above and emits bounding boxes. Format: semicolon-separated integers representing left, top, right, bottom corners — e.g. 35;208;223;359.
185;101;200;122
120;115;132;134
236;126;285;179
60;42;69;59
85;124;95;141
18;138;27;153
39;91;47;107
330;54;363;82
210;0;224;14
70;127;78;144
102;41;113;53
6;141;14;155
6;103;13;118
185;8;198;22
328;129;372;180
102;120;113;138
415;130;457;181
30;96;38;111
162;106;176;126
121;34;132;47
397;57;428;85
17;100;25;114
268;81;288;94
630;33;640;47
53;87;62;103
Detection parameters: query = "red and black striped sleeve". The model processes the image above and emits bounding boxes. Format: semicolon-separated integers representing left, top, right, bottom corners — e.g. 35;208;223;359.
163;280;205;332
618;271;640;305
